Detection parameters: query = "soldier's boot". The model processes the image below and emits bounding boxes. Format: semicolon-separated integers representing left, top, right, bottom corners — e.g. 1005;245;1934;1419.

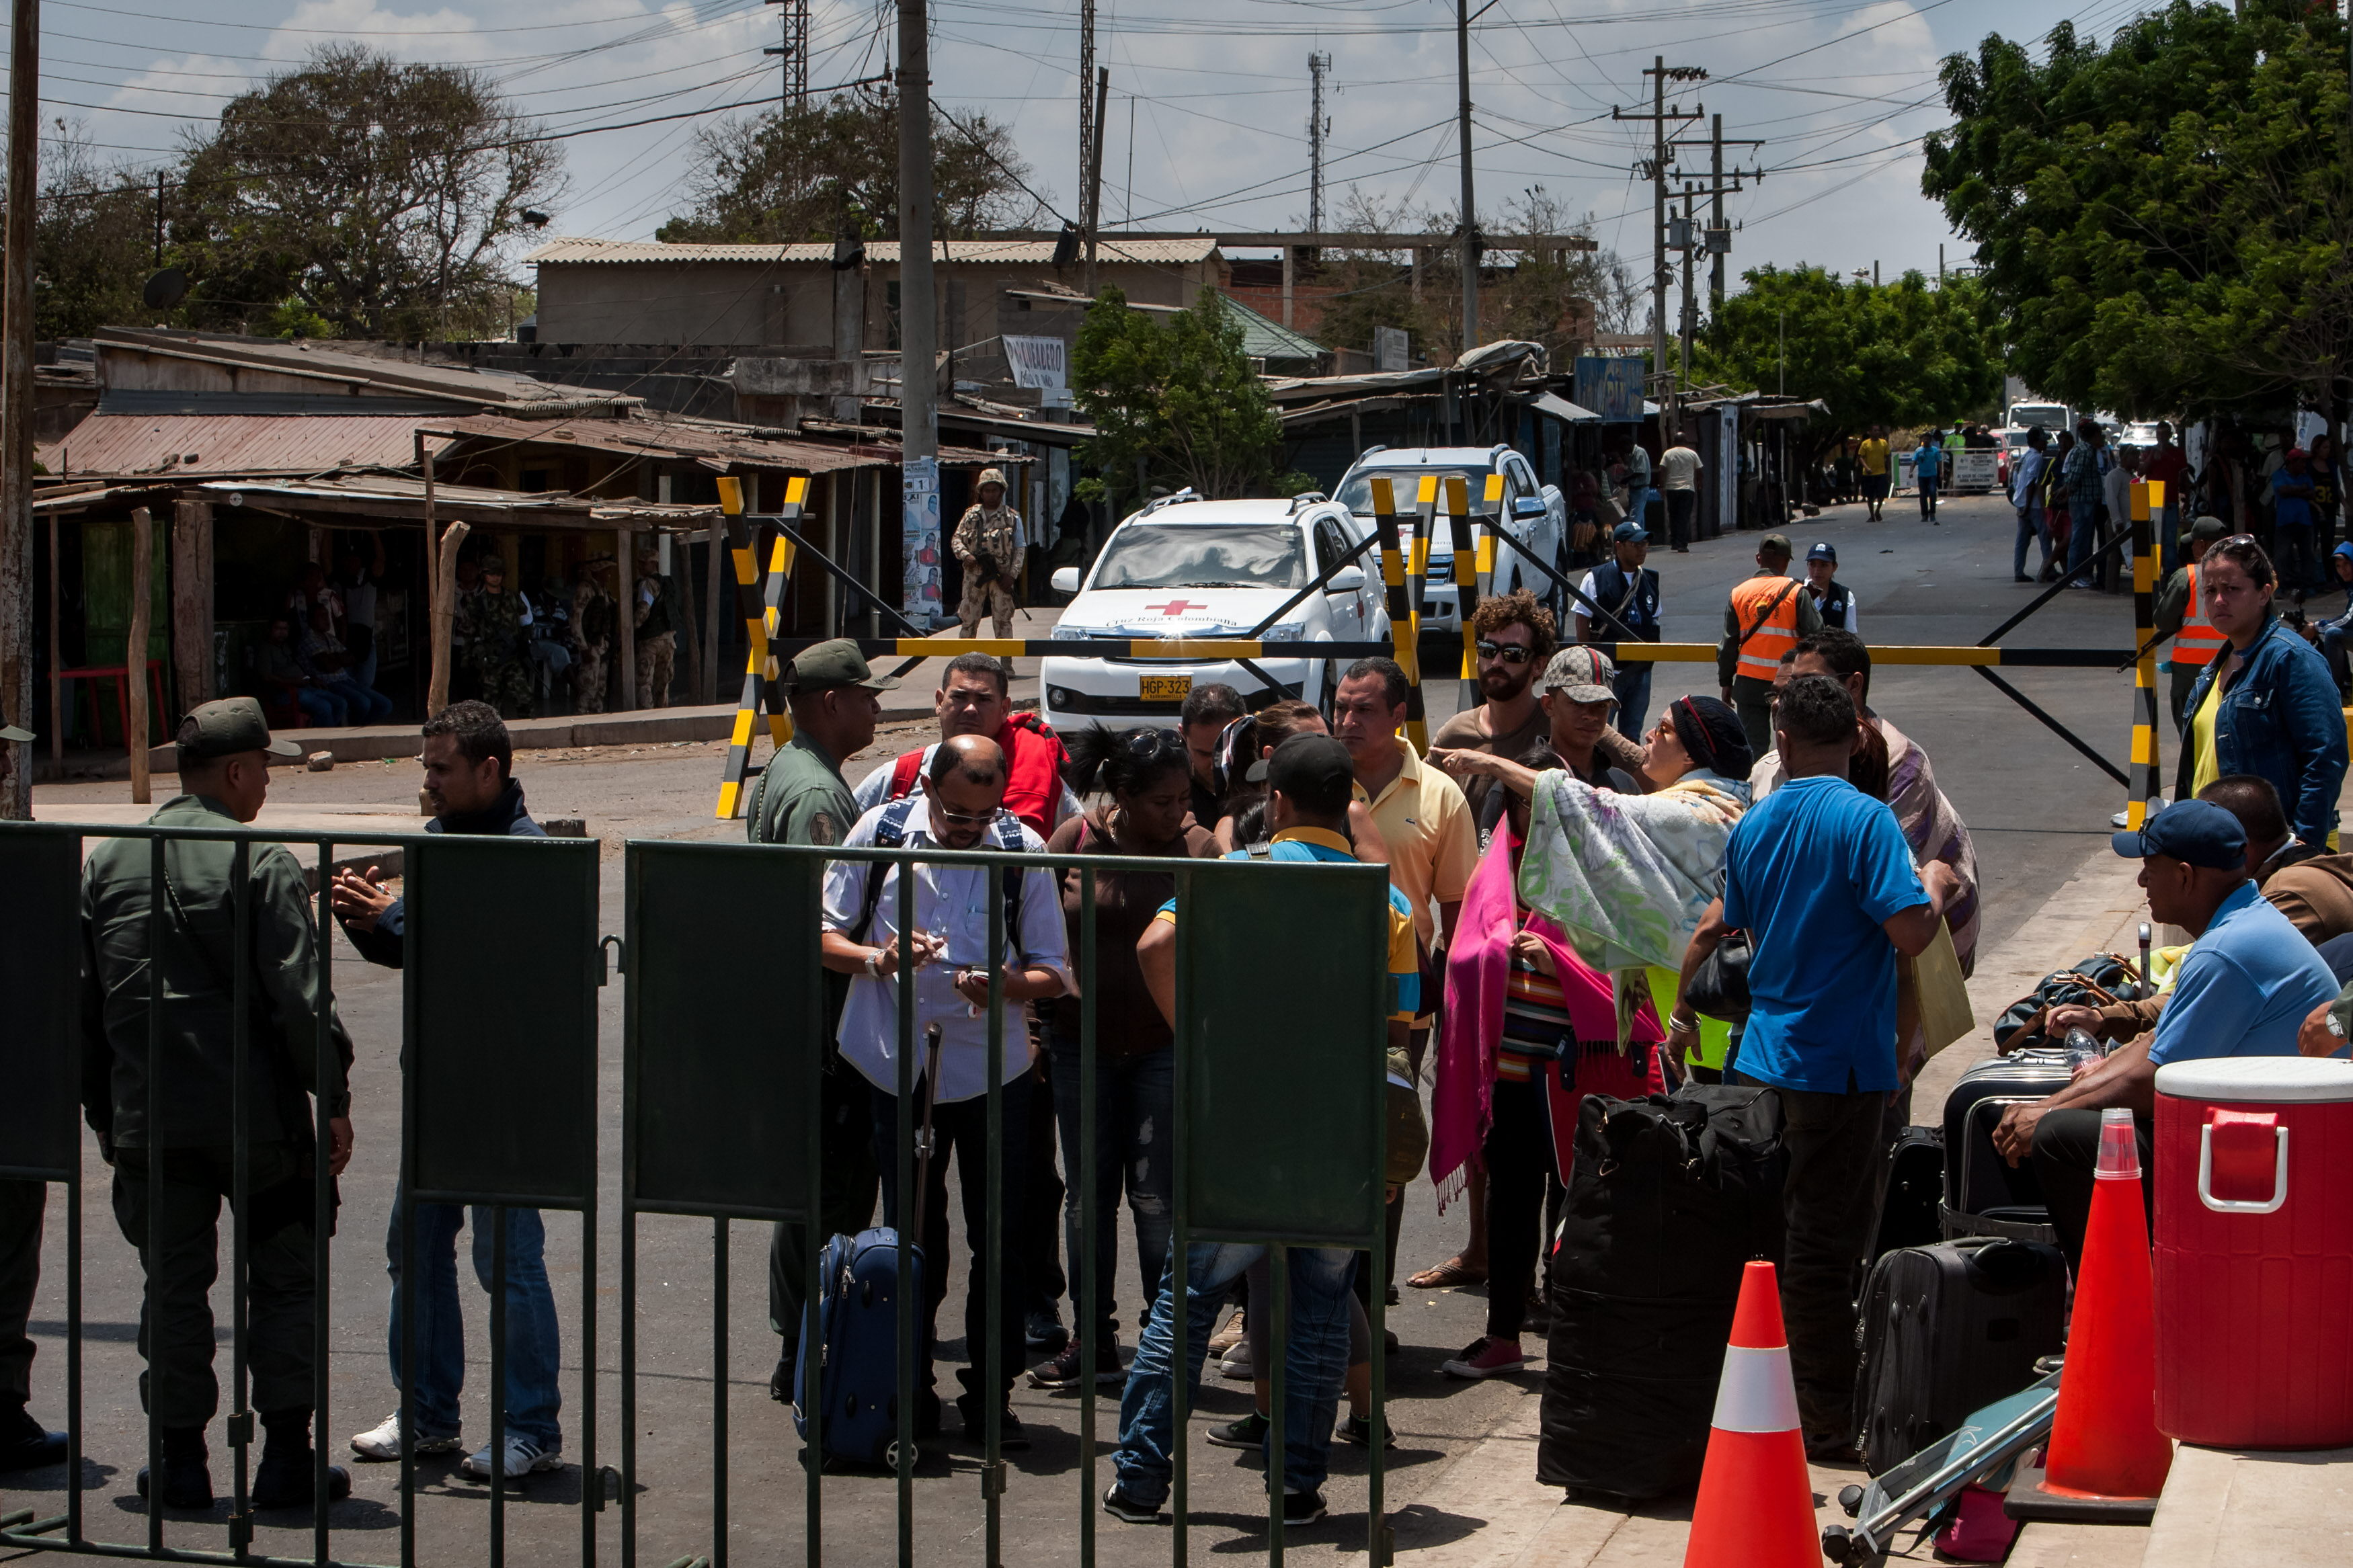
135;1426;214;1509
251;1407;352;1510
0;1398;65;1471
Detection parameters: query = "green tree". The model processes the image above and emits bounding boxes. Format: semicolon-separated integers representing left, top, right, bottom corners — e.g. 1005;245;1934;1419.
174;44;561;339
658;89;1040;243
1072;287;1310;512
1698;265;2001;445
1921;1;2353;419
28;124;155;338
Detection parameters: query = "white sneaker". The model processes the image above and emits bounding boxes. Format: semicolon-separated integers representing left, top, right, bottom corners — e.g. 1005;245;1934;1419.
459;1432;562;1481
350;1410;462;1461
1219;1340;1252;1380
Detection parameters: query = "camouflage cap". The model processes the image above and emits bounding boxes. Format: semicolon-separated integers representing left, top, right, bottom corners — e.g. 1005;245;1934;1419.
975;466;1008;491
177;696;302;760
1759;532;1794;557
478;555;508;576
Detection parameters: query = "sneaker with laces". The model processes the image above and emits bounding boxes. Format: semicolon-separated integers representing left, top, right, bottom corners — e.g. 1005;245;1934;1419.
460;1432;563;1482
1337;1413;1394;1449
1439;1335;1529;1380
1207;1309;1246;1357
1280;1489;1328;1526
350;1411;463;1462
1205;1411;1268;1450
1103;1483;1164;1524
1027;1338;1124;1389
1218;1340;1253;1380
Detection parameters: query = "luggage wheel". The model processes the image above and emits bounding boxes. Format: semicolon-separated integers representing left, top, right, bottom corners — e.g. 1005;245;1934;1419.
883;1440;910;1471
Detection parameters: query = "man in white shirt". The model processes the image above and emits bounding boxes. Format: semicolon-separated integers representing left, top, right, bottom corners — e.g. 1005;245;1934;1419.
821;733;1073;1446
2104;446;2139;594
1658;431;1704;552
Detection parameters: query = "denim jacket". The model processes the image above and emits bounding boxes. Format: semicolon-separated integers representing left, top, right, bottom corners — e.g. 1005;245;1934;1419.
2182;616;2350;846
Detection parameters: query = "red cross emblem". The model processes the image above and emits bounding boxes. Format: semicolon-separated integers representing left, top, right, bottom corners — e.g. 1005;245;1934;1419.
1145;600;1207;616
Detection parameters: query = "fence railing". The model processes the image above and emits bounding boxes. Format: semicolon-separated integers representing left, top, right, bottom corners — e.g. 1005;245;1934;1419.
1;823;1395;1568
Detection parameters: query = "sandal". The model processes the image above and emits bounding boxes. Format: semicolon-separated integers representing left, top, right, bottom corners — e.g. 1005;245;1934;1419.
1405;1257;1488;1289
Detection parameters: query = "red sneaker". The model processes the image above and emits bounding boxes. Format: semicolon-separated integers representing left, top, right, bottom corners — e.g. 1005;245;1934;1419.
1440;1335;1529;1380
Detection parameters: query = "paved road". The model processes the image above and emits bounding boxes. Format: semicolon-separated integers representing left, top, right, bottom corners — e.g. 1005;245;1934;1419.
7;489;2141;1567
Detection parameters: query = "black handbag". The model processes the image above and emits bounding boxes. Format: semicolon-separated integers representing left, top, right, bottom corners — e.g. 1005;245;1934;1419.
1685;930;1751;1022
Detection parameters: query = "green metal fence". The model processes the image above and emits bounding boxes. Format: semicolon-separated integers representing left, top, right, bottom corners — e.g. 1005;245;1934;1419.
3;821;1396;1568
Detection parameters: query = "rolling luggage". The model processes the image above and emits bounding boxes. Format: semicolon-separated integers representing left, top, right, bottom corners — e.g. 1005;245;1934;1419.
1850;1237;2067;1475
795;1026;943;1467
1871;1126;1945;1262
1538;1083;1787;1502
1940;1050;2071;1243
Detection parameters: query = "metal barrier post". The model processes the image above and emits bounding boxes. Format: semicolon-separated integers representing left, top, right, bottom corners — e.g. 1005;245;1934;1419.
313;841;339;1567
228;841;252;1555
145;838;163;1557
1445;476;1479;704
893;860;916;1567
1075;872;1099;1568
983;866;1006;1563
1367;480;1427;751
1168;860;1192;1568
2128;481;2162;829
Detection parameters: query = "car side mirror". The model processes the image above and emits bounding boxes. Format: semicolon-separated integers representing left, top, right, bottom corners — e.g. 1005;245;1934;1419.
1326;566;1366;593
1511;496;1547;520
1050;567;1082;594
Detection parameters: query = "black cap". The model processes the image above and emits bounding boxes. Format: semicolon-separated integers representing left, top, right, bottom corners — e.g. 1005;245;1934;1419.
1248;731;1354;800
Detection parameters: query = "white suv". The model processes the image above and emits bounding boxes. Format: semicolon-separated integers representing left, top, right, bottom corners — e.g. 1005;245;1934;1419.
1042;492;1390;730
1332;444;1564;632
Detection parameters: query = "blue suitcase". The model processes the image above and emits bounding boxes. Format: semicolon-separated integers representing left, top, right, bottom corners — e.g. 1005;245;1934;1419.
793;1227;927;1467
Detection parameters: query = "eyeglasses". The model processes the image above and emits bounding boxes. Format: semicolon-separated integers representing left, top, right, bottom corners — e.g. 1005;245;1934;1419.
1476;640;1536;666
930;802;998;827
1125;727;1185;757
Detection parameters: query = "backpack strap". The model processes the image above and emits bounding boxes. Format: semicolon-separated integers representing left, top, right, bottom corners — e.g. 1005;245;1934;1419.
888;747;926;801
850;796;920;946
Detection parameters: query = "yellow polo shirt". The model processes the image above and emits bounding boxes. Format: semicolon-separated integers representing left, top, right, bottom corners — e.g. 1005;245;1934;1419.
1363;736;1479;949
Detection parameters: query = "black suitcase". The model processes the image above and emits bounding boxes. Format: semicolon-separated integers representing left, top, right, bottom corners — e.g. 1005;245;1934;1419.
1850;1237;2069;1475
1940;1050;2071;1243
1539;1084;1787;1502
1870;1126;1944;1262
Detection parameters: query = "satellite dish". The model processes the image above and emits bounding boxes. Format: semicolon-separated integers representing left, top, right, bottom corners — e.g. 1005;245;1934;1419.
143;267;188;310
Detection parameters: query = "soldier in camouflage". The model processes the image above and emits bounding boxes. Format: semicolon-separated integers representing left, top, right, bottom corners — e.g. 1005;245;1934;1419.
953;467;1025;640
465;558;534;719
570;559;616;714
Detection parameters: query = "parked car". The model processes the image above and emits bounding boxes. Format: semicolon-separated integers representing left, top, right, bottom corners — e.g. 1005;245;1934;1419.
1041;491;1389;730
1332;444;1564;632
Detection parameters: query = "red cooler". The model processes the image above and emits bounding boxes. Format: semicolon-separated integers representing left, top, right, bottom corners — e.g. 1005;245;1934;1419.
2153;1056;2353;1448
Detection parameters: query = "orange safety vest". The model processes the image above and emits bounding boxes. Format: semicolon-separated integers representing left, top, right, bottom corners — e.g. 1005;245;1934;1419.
2174;561;2226;668
1730;573;1804;681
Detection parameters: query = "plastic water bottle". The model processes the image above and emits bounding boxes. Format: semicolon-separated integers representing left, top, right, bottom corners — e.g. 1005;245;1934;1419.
2064;1026;2106;1078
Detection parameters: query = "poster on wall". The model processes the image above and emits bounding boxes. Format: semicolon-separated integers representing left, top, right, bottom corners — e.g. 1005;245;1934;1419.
1574;356;1646;423
903;456;942;626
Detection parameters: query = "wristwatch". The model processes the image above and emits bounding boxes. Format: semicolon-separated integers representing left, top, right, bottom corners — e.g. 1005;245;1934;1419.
863;949;882;979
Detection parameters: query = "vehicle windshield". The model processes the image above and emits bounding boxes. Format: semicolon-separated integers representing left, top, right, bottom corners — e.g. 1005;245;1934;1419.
1335;469;1500;517
1090;523;1307;590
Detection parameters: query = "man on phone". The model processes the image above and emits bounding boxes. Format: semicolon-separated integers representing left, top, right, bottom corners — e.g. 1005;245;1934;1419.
330;701;567;1485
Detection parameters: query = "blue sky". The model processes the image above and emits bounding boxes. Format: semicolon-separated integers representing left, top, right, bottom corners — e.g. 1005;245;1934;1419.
7;0;2162;308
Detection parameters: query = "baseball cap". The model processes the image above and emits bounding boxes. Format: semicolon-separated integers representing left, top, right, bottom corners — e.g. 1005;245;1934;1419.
788;638;900;692
0;708;30;743
1247;733;1354;799
1759;532;1794;556
1806;541;1837;563
1540;646;1618;705
176;696;302;760
1612;520;1648;543
2185;515;2229;546
2111;798;2244;871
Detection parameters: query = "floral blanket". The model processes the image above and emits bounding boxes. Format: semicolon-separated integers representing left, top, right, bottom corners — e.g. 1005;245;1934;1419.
1515;770;1751;979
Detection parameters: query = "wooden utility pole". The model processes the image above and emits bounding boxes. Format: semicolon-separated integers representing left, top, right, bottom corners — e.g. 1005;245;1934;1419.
897;0;939;628
0;0;38;818
1455;0;1479;351
126;507;152;802
616;532;636;710
1613;60;1704;429
1081;67;1109;298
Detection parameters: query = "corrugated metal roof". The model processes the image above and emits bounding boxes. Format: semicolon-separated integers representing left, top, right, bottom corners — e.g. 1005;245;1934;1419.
526;235;1222;266
192;476;723;526
1214;292;1326;364
39;413;436;478
93;329;627;409
429;412;891;474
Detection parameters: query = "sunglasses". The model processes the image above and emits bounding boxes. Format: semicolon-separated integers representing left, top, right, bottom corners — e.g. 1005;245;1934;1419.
930;802;997;827
1475;640;1537;666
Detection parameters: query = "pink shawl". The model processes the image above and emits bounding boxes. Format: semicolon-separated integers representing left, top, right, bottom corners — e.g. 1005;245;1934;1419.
1431;826;1658;1212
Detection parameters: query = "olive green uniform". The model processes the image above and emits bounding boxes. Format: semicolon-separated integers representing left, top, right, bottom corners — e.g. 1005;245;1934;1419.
79;794;354;1430
748;733;879;1358
633;571;678;708
466;587;534;718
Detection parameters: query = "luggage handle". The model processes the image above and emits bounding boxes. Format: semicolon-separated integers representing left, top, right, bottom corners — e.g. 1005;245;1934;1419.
2198;1120;2289;1214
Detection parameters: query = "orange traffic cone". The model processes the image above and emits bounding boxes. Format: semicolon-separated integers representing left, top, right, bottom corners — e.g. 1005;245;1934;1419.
1684;1260;1819;1568
2040;1109;2173;1501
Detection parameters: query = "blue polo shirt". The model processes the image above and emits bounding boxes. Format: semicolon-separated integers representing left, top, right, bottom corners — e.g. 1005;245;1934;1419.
2148;880;2341;1066
1722;776;1927;1095
1156;827;1419;1021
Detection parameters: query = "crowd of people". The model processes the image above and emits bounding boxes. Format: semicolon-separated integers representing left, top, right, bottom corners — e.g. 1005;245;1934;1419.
13;501;2353;1534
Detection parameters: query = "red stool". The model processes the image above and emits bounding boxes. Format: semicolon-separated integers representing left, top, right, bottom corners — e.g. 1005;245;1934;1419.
55;660;168;748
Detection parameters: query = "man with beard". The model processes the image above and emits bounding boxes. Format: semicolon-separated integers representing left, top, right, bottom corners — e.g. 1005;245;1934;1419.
1428;590;1557;838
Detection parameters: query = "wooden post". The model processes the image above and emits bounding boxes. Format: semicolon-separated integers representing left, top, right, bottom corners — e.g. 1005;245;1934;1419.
673;530;703;705
127;506;153;802
426;518;469;718
702;515;723;703
0;0;37;819
46;510;59;762
615;529;636;710
170;499;214;720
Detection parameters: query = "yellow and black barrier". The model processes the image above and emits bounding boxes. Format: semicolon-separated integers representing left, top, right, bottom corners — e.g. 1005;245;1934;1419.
1568;643;2139;668
2127;479;2165;830
713;474;805;820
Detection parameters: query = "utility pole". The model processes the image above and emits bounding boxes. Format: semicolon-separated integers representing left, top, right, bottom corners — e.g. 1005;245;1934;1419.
1;0;36;819
1307;50;1332;233
1678;183;1697;396
1613;58;1705;425
895;0;937;624
763;0;811;108
1455;0;1480;351
1701;114;1763;306
1078;0;1096;217
1080;67;1109;297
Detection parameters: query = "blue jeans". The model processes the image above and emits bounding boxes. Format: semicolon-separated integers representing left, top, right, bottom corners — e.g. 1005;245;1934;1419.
1611;661;1653;738
321;676;392;726
1624;487;1654;536
1917;474;1939;517
290;686;342;727
1114;1241;1353;1505
2159;501;2183;578
1048;1034;1174;1342
2013;502;2048;577
2067;498;2100;582
385;1197;563;1448
2277;524;2320;593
